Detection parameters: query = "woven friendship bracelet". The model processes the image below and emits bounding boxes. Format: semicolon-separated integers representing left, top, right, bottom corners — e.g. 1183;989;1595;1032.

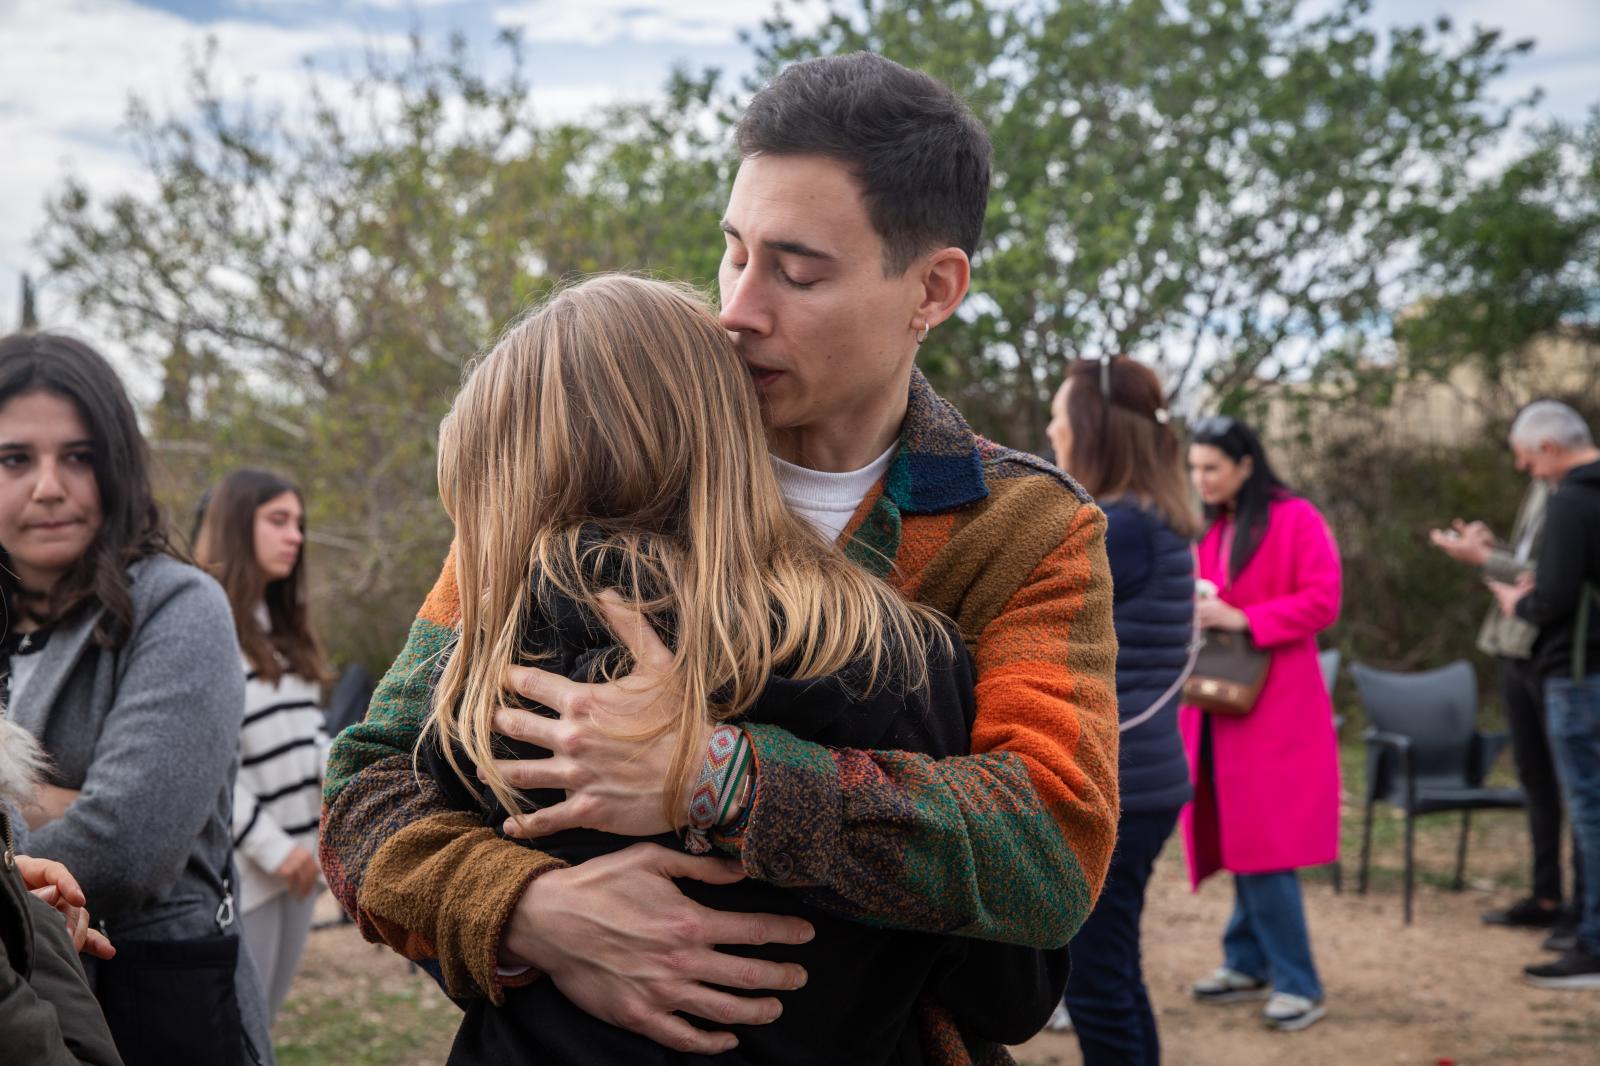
684;724;751;855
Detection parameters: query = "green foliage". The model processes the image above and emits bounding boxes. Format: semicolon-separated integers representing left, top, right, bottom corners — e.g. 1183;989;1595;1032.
756;0;1534;442
1399;109;1600;382
41;32;731;668
34;5;1587;671
1289;386;1600;718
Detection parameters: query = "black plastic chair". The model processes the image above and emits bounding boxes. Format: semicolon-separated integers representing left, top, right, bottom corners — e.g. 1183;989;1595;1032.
1349;660;1524;924
324;662;376;740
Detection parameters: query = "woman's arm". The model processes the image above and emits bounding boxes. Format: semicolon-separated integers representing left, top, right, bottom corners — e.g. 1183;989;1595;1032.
27;574;244;914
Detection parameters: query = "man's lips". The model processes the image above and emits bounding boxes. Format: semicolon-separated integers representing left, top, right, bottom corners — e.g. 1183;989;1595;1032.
746;364;784;388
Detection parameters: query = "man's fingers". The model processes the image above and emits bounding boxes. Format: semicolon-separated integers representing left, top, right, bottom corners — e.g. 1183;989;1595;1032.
647;847;748;886
691;948;808;993
597;590;675;673
627;1011;737;1056
503;797;586;839
47;864;85;907
501;664;584;713
699;908;816;947
492;707;565;748
83;928;116;961
487;753;571;790
672;984;785;1028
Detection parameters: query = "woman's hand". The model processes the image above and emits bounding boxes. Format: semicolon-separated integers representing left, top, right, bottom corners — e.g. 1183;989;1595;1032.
24;784;80;830
1196;597;1250;632
273;845;321;899
16;854;116;960
1487;572;1534;619
493;592;687;840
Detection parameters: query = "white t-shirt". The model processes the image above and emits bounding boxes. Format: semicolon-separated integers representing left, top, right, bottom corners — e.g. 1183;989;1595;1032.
771;443;897;543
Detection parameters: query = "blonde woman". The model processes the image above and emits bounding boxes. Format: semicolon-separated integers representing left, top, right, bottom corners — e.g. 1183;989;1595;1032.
420;275;1055;1065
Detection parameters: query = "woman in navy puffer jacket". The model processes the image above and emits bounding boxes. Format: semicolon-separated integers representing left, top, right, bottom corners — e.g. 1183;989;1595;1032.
1046;356;1198;1066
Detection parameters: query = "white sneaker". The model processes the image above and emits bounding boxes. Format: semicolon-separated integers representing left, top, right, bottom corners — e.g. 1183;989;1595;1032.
1045;1003;1073;1032
1191;966;1269;1003
1262;992;1326;1031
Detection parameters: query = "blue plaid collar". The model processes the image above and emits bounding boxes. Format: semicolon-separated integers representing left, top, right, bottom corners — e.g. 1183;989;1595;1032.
883;368;989;515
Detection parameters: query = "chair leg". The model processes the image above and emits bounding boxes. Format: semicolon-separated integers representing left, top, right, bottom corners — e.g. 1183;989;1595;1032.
1453;809;1472;892
1357;800;1376;894
1331;859;1343;895
1403;808;1416;925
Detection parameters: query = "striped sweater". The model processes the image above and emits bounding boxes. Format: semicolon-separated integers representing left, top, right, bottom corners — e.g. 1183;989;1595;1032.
320;370;1119;1065
234;656;327;913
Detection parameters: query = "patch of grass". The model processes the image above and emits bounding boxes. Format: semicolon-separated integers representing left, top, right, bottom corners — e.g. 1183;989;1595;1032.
275;983;458;1066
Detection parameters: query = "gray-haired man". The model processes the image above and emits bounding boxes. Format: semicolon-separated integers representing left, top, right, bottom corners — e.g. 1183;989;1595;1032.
1486;400;1600;988
1432;468;1582;946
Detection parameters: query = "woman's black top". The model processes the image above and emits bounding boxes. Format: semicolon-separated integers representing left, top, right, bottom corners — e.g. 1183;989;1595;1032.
423;569;1063;1065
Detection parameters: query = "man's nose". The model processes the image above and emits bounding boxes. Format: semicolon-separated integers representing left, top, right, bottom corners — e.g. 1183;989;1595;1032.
719;268;772;338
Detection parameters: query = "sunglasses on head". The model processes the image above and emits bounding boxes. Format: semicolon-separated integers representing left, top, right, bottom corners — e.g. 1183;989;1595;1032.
1192;415;1238;438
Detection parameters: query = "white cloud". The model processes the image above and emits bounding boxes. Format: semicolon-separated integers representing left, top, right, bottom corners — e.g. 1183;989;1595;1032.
0;0;413;329
492;0;828;47
356;0;471;8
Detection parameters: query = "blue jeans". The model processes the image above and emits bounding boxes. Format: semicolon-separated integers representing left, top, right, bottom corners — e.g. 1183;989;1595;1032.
1545;675;1600;954
1064;807;1181;1066
1223;870;1323;1000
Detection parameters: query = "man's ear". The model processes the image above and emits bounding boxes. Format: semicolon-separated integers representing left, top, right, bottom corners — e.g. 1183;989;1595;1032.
912;247;971;332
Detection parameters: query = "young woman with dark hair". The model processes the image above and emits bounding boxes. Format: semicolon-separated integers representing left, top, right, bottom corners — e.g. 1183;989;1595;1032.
195;468;330;1022
1182;415;1342;1033
1045;356;1197;1065
0;332;274;1065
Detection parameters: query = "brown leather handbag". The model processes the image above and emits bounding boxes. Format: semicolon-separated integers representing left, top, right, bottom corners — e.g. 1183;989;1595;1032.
1183;628;1269;715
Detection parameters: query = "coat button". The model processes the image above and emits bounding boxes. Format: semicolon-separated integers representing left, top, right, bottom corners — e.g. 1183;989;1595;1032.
768;852;794;883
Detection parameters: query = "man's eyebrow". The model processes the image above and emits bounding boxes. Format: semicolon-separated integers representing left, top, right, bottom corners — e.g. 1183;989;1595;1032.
719;220;837;262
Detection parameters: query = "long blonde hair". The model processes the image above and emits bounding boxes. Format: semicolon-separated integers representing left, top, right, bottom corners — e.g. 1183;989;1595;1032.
428;274;947;824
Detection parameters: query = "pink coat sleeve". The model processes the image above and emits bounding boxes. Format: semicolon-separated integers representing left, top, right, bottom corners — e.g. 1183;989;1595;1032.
1241;501;1342;649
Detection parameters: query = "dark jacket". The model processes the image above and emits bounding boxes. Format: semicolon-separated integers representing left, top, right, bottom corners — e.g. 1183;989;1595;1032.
425;567;1065;1065
1102;501;1195;813
0;810;124;1066
1516;460;1600;680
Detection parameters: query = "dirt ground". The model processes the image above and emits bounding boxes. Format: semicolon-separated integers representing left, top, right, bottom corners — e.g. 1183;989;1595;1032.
281;819;1599;1065
1013;847;1600;1066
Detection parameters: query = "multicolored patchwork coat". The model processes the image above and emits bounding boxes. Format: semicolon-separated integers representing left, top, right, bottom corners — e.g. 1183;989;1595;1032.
320;370;1119;1065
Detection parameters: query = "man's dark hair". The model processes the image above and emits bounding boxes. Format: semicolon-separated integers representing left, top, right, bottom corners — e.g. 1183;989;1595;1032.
737;52;992;274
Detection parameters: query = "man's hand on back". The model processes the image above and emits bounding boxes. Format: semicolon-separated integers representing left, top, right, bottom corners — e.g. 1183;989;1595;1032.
491;591;689;839
500;842;813;1054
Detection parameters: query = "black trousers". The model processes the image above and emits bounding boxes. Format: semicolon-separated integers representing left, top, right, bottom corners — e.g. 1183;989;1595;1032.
1063;806;1182;1066
1501;654;1584;906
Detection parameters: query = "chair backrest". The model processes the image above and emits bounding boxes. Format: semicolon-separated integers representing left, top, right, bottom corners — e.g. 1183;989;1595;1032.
325;662;376;739
1349;660;1479;801
1318;648;1341;697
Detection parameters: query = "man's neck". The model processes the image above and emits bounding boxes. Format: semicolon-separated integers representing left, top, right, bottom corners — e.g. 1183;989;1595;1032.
1552;447;1600;484
766;386;910;473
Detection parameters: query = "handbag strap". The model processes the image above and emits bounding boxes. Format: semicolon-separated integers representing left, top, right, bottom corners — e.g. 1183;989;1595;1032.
1121;545;1205;735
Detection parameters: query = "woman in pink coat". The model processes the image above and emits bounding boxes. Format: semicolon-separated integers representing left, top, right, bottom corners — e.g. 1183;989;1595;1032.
1180;415;1342;1033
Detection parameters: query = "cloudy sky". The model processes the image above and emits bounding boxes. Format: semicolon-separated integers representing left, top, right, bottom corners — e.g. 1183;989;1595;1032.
3;0;1598;333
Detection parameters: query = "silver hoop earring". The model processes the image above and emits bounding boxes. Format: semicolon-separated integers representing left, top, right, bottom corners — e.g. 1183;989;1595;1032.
916;321;930;345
